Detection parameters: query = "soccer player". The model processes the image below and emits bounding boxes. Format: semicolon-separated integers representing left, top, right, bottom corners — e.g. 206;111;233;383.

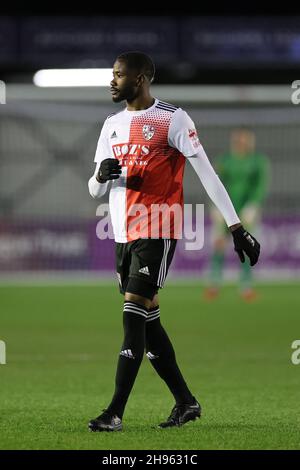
88;51;260;432
204;129;269;301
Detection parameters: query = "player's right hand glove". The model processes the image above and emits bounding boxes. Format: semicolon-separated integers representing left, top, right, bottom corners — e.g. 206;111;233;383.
96;158;122;183
231;225;260;266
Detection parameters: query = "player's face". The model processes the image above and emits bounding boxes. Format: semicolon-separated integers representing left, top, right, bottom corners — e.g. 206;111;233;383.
231;130;256;155
110;60;141;103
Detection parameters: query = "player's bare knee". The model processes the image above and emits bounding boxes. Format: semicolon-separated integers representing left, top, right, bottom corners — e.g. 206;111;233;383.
125;292;151;309
149;294;159;309
214;238;226;251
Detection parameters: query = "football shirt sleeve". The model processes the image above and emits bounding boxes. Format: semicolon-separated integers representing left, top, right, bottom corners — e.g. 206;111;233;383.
88;119;110;198
187;146;241;227
88;161;109;199
94;118;111;163
168;109;202;157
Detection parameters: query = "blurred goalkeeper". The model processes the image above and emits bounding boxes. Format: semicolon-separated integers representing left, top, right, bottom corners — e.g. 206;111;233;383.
204;128;269;301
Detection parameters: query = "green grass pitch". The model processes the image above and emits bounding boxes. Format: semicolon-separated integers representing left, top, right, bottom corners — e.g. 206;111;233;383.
0;282;300;450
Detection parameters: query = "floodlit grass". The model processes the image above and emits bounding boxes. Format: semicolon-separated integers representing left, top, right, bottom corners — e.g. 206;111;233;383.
0;283;299;449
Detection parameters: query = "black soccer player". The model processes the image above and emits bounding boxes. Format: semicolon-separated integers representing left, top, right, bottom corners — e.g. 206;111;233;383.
88;51;260;431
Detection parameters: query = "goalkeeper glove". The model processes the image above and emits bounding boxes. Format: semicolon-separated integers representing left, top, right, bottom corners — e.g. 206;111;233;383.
231;225;260;266
96;158;122;183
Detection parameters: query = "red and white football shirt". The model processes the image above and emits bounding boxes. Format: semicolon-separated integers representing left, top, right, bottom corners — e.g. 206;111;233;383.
94;98;201;242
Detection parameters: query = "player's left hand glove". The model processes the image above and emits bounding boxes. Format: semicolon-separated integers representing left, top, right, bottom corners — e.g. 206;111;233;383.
231;225;260;266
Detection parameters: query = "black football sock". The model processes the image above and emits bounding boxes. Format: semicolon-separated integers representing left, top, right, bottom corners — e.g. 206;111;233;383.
145;306;194;405
106;301;147;419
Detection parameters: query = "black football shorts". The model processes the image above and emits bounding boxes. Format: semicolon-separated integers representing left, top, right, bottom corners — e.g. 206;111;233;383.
115;238;177;301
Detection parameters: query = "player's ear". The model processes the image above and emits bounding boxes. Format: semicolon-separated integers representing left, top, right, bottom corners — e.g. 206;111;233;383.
136;73;145;87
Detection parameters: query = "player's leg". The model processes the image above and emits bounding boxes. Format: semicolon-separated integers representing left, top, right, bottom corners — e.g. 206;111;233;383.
239;205;260;301
90;239;166;430
89;242;152;432
145;293;201;427
104;239;176;421
135;239;201;428
127;238;196;410
240;258;253;296
88;289;151;432
89;238;200;431
102;285;154;422
145;293;194;404
204;208;227;299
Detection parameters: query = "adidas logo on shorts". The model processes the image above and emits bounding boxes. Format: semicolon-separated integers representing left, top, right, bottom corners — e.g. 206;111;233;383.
139;266;150;275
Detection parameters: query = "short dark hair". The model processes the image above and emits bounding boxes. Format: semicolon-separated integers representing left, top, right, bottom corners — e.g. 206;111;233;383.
117;51;155;83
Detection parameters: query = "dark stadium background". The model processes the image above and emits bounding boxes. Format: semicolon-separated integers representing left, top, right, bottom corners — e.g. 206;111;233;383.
1;5;300;451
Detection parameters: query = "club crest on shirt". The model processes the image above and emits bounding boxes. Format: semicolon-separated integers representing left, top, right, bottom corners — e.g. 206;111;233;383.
142;125;155;141
188;128;200;148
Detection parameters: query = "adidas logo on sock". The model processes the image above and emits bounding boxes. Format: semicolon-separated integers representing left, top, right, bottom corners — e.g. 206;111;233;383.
146;351;159;360
139;266;150;275
120;349;135;359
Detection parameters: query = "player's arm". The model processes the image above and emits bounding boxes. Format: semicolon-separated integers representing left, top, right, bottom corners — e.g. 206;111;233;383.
88;159;122;199
168;109;260;266
250;155;270;206
187;146;240;227
88;118;122;199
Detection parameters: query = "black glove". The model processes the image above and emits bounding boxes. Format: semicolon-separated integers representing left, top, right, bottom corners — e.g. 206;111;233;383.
231;225;260;266
96;158;122;183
